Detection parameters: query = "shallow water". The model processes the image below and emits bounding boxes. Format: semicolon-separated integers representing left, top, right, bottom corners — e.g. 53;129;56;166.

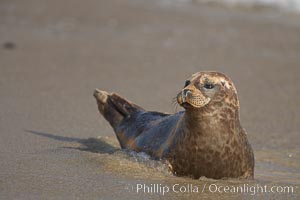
158;0;300;14
69;135;300;199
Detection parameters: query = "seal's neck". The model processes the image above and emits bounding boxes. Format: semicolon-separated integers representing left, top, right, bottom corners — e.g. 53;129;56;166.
183;104;240;136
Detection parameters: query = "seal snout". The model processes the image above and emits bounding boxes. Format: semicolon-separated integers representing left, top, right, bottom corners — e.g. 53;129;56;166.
180;89;192;104
183;89;192;98
177;86;210;109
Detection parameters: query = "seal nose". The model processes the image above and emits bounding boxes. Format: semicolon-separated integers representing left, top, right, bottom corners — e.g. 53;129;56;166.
183;89;192;97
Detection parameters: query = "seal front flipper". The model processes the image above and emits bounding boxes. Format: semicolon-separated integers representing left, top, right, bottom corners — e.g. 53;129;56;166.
93;89;144;128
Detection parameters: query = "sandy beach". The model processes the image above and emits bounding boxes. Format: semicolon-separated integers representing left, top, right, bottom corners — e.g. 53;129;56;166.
0;0;300;199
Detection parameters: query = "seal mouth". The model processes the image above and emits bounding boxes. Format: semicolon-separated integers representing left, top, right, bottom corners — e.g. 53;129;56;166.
177;90;210;109
181;102;194;109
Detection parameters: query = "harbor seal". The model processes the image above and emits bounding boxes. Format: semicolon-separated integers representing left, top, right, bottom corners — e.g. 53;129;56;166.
93;71;254;179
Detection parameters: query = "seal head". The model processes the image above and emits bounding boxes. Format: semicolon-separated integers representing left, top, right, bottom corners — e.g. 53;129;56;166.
177;71;238;110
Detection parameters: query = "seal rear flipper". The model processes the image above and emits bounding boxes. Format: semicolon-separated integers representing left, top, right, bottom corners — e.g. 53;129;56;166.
109;92;145;116
93;89;144;128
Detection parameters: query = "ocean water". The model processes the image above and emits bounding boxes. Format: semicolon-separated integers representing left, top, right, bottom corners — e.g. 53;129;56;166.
162;0;300;13
207;0;300;11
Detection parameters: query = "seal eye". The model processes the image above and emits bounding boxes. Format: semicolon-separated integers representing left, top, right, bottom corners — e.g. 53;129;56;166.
184;80;191;87
204;83;214;89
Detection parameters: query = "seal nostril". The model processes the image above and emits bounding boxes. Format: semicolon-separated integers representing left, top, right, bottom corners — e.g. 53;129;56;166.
183;89;192;97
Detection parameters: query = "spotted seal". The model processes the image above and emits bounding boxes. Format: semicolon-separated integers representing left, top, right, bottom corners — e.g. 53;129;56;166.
93;71;254;179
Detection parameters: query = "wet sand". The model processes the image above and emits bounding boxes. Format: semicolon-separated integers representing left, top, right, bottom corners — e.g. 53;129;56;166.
0;0;299;199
